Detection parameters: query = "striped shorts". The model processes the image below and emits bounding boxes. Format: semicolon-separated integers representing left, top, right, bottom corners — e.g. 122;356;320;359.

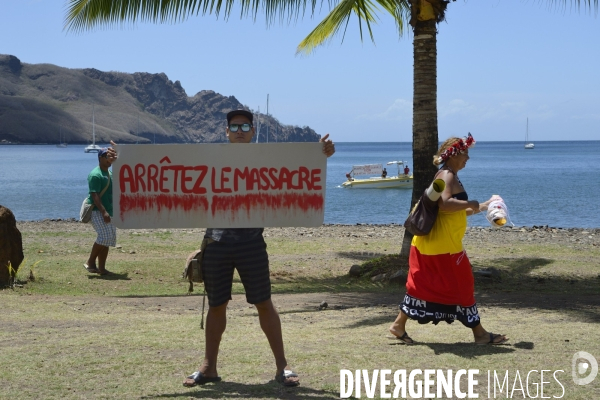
90;210;117;247
202;235;271;307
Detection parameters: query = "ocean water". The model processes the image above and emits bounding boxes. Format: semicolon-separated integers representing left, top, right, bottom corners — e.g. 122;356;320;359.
1;141;599;228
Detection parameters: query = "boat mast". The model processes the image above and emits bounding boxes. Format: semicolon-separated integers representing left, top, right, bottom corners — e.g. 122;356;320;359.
266;94;269;144
256;106;260;143
92;105;95;145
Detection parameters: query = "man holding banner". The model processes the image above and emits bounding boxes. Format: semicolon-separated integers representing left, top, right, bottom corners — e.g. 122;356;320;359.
184;110;334;388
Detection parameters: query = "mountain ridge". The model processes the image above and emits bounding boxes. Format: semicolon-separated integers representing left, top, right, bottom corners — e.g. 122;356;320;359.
0;54;320;145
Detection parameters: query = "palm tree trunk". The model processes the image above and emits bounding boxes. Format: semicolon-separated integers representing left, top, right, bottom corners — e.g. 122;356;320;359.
399;12;440;261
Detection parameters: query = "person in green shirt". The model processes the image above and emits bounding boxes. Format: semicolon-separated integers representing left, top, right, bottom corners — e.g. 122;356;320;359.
84;148;115;275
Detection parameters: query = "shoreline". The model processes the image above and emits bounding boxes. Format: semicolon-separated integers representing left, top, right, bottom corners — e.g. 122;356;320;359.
15;218;600;232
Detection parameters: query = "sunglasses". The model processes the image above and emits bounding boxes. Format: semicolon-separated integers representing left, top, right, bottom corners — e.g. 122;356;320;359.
228;123;252;133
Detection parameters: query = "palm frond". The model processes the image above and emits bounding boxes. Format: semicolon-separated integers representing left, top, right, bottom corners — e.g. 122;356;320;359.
296;0;409;55
548;0;598;13
65;0;234;32
65;0;329;31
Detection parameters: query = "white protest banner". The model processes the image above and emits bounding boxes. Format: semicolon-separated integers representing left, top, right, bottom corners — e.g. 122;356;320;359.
352;164;383;176
111;143;327;229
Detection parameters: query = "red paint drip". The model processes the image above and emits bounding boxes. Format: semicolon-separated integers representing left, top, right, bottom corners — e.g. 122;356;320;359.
120;193;209;220
211;193;323;217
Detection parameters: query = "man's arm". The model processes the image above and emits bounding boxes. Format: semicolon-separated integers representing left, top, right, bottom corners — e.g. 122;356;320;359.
90;192;110;223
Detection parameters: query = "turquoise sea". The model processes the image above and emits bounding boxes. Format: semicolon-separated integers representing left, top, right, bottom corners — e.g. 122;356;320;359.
1;141;599;228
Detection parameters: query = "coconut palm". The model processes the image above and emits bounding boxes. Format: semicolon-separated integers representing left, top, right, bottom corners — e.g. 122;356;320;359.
65;0;598;262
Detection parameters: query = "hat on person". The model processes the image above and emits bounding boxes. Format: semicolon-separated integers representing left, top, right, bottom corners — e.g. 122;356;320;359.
98;148;109;158
227;109;253;124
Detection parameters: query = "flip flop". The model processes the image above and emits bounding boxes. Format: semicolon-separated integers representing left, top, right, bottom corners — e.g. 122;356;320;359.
83;264;99;273
183;371;221;387
275;369;300;387
388;332;414;344
477;333;509;345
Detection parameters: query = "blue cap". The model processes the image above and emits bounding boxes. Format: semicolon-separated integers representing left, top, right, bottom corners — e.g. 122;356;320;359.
98;148;109;158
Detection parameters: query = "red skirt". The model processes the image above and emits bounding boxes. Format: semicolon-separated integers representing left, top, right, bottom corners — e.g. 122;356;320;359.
406;245;475;307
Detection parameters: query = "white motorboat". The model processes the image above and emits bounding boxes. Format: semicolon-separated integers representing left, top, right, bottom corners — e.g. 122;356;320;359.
342;161;413;189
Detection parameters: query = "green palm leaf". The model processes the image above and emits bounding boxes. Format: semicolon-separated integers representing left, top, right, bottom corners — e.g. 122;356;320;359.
296;0;408;54
65;0;254;31
64;0;408;49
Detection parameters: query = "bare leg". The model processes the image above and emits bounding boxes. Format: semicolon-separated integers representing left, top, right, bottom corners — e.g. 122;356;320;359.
388;311;413;343
87;242;105;269
472;323;508;344
96;245;110;272
255;299;298;385
183;301;228;385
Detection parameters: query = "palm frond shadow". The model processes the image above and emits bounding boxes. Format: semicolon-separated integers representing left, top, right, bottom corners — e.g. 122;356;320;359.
345;314;394;329
474;257;553;275
140;381;336;399
474;256;599;295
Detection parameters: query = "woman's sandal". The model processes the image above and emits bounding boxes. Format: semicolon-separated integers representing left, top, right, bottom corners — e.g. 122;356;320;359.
275;369;300;387
388;332;415;344
183;371;222;387
83;264;99;273
476;333;509;345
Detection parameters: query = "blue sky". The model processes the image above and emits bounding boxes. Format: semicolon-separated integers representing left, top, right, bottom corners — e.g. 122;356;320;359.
2;0;599;141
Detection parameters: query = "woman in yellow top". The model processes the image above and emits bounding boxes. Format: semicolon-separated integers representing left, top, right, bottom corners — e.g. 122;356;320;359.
389;134;508;345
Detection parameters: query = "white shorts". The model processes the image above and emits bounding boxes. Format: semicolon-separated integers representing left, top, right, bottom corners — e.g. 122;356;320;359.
90;210;117;247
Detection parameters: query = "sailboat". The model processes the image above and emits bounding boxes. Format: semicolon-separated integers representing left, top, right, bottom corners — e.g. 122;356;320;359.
255;106;261;143
265;94;269;144
84;105;102;153
524;118;535;149
56;127;67;148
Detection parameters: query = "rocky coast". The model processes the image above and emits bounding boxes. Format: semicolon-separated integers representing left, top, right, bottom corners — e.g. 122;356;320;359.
16;218;600;247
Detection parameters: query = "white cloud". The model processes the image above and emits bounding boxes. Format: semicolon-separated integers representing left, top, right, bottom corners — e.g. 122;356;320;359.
356;99;412;121
439;99;476;117
569;112;600;120
499;101;526;111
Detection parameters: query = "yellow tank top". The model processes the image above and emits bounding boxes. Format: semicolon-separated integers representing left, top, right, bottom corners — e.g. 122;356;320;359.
411;209;466;256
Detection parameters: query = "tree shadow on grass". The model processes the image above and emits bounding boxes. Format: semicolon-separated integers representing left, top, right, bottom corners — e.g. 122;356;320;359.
140;381;337;399
473;256;600;323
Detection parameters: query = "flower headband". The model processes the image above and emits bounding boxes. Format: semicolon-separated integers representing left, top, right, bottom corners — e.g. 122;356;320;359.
437;133;476;163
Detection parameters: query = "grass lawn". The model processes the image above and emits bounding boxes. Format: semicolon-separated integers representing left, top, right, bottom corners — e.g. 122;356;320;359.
1;223;598;399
